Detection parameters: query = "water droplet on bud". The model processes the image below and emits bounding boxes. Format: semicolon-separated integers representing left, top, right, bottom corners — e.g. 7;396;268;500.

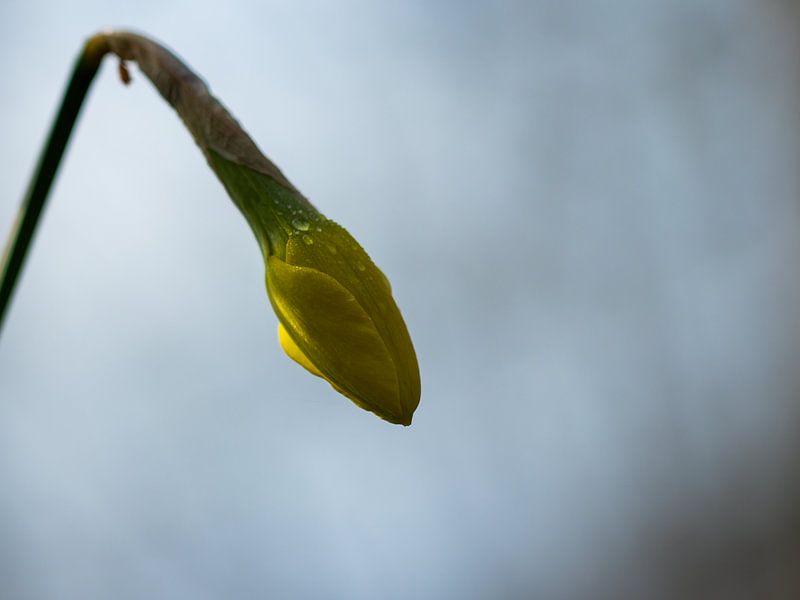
292;218;310;231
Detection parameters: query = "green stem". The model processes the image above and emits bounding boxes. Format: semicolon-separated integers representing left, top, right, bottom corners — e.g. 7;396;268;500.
0;39;107;334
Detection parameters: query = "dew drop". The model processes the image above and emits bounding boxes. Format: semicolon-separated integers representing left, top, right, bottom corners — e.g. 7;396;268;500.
316;227;322;232
302;234;314;245
357;263;366;271
292;218;310;231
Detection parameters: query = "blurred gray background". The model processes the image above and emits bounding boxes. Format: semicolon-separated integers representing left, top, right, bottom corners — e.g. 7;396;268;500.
1;1;799;598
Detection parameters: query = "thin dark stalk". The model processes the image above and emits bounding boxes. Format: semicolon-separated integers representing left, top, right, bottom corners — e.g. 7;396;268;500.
0;30;287;336
0;40;107;334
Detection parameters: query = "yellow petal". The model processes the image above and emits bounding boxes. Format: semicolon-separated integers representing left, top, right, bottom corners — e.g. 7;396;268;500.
279;322;381;414
278;323;324;378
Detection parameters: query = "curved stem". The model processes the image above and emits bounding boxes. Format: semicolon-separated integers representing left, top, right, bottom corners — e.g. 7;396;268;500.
0;31;304;336
0;38;107;334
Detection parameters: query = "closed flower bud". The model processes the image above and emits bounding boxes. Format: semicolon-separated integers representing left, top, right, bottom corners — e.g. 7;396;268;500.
88;31;420;425
267;220;420;425
211;151;421;425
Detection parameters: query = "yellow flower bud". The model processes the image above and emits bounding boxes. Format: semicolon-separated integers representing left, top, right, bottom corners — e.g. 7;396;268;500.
267;220;420;425
0;30;421;425
210;150;421;425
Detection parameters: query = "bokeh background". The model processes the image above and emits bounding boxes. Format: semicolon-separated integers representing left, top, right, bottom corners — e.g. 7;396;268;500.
2;1;800;598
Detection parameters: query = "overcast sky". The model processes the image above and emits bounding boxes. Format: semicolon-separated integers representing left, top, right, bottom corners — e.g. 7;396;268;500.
1;1;800;598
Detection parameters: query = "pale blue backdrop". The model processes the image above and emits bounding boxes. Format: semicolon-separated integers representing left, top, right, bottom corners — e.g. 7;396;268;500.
1;1;799;598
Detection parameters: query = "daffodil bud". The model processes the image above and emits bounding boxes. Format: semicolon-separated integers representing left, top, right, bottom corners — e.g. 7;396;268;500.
267;224;420;426
211;151;420;425
1;30;420;425
90;31;421;425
